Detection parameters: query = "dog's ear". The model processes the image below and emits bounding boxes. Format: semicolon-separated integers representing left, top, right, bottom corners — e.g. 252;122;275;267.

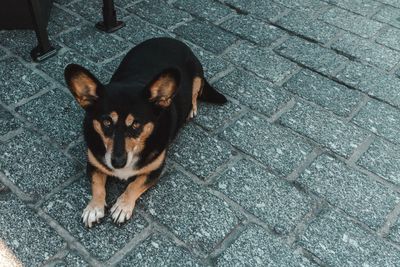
64;64;102;109
148;68;180;108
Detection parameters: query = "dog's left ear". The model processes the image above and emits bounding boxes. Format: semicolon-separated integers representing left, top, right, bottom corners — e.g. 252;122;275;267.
148;68;180;108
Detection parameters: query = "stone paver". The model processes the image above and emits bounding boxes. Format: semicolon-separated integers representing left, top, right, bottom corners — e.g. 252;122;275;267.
55;251;89;267
326;0;381;16
0;106;20;137
223;0;289;21
373;5;400;29
173;0;232;23
376;27;400;51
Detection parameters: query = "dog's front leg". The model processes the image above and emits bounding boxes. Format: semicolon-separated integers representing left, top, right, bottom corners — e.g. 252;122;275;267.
82;170;107;228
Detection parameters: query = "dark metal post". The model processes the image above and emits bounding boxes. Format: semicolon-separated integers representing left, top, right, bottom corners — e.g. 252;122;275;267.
27;0;57;61
96;0;124;33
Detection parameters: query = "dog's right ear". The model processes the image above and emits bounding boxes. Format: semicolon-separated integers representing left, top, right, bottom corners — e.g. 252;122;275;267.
64;64;102;109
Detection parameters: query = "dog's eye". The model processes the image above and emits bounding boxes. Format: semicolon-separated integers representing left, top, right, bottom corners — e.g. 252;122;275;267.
103;119;111;127
132;121;141;129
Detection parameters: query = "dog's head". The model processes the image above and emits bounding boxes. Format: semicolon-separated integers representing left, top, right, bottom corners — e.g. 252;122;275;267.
64;64;179;169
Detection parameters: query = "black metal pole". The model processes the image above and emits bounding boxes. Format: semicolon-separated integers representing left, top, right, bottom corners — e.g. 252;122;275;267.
27;0;57;61
96;0;124;33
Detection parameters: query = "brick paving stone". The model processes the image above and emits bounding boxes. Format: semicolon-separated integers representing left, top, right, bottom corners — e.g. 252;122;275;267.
373;5;400;29
276;10;340;44
173;0;232;23
331;33;400;71
59;25;130;63
388;216;400;244
0;130;81;196
299;154;400;229
114;16;172;45
0;194;64;266
320;7;383;38
357;138;400;186
114;0;134;8
223;42;297;83
0;106;19;137
223;0;288;21
376;27;400;51
278;101;369;157
16;89;84;147
0;46;7;58
118;234;204;266
274;0;329;12
68;0;129;24
173;19;237;54
283;69;363;117
352;99;400;145
127;0;191;29
214;69;291;116
217;224;315;266
0;30;42;61
0;57;50;106
334;61;400;108
220;114;313;176
324;0;381;16
141;169;239;253
220;15;285;46
170;124;234;179
67;140;86;165
213;159;314;234
55;251;89;267
47;6;84;36
42;178;148;261
275;36;348;76
377;0;400;8
299;209;400;266
37;49;112;85
194;101;243;132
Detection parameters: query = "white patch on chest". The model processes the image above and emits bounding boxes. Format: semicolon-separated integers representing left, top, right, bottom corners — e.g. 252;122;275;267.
111;156;140;180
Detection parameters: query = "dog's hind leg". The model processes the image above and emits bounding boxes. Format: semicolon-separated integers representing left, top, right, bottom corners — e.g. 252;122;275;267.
188;76;203;120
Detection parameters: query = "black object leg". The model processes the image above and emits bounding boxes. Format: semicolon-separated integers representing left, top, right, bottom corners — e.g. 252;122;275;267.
28;0;57;61
96;0;124;33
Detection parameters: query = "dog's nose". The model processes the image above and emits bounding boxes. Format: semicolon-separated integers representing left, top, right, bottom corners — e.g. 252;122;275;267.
111;155;127;168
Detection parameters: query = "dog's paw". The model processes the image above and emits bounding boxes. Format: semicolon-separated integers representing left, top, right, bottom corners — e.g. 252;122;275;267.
82;201;105;228
110;194;135;224
188;109;197;120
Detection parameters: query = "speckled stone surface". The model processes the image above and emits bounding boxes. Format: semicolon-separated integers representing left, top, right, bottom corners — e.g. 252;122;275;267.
279;101;369;157
300;209;400;266
274;0;328;12
320;7;383;38
388;216;400;244
217;224;315;266
220;114;313;176
173;19;237;54
173;0;232;23
213;159;314;234
58;25;130;63
170;124;234;179
0;130;81;197
188;44;231;78
141;170;239;253
376;27;400;51
119;234;205;266
42;178;148;261
0;106;19;137
54;251;89;267
352;99;400;145
223;42;297;83
47;6;84;36
214;69;291;116
0;57;50;105
15;89;84;147
221;15;285;46
373;5;400;28
299;154;400;229
0;194;64;266
276;10;339;44
331;33;400;71
357;138;400;186
223;0;288;21
327;0;381;16
0;30;41;61
128;0;191;29
68;0;128;24
67;140;86;165
283;69;363;117
275;36;348;76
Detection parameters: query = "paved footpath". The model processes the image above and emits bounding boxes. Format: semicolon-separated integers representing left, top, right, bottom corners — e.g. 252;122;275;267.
1;0;400;266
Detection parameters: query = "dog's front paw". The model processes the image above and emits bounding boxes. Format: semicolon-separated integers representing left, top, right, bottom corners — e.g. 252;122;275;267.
82;201;105;228
110;194;135;224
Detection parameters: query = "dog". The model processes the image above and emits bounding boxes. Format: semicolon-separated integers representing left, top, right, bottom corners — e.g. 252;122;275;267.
64;37;227;227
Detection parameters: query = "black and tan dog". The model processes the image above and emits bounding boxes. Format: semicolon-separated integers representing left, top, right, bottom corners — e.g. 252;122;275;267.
64;37;227;227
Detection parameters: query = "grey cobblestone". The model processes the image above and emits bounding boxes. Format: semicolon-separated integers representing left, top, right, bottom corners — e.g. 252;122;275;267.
220;114;313;176
283;69;363;117
188;45;231;79
388;216;400;244
47;6;84;36
54;251;89;267
217;224;315;266
0;30;41;61
377;0;400;8
275;36;348;76
357;138;400;186
376;26;400;51
278;101;369;158
0;106;20;137
300;209;400;266
324;0;381;16
373;5;400;28
299;154;400;229
223;0;289;21
274;0;328;12
212;158;314;234
68;0;129;24
173;0;233;23
223;42;298;83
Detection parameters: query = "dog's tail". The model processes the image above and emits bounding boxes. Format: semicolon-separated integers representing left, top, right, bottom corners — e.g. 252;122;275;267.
199;79;227;104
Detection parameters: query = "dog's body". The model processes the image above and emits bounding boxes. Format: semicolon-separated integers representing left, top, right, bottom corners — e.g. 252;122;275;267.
64;37;227;227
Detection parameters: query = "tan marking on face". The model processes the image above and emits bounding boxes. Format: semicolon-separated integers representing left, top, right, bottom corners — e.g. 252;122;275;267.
125;114;135;126
71;74;98;107
110;111;118;124
93;120;113;149
149;73;177;107
125;122;154;154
